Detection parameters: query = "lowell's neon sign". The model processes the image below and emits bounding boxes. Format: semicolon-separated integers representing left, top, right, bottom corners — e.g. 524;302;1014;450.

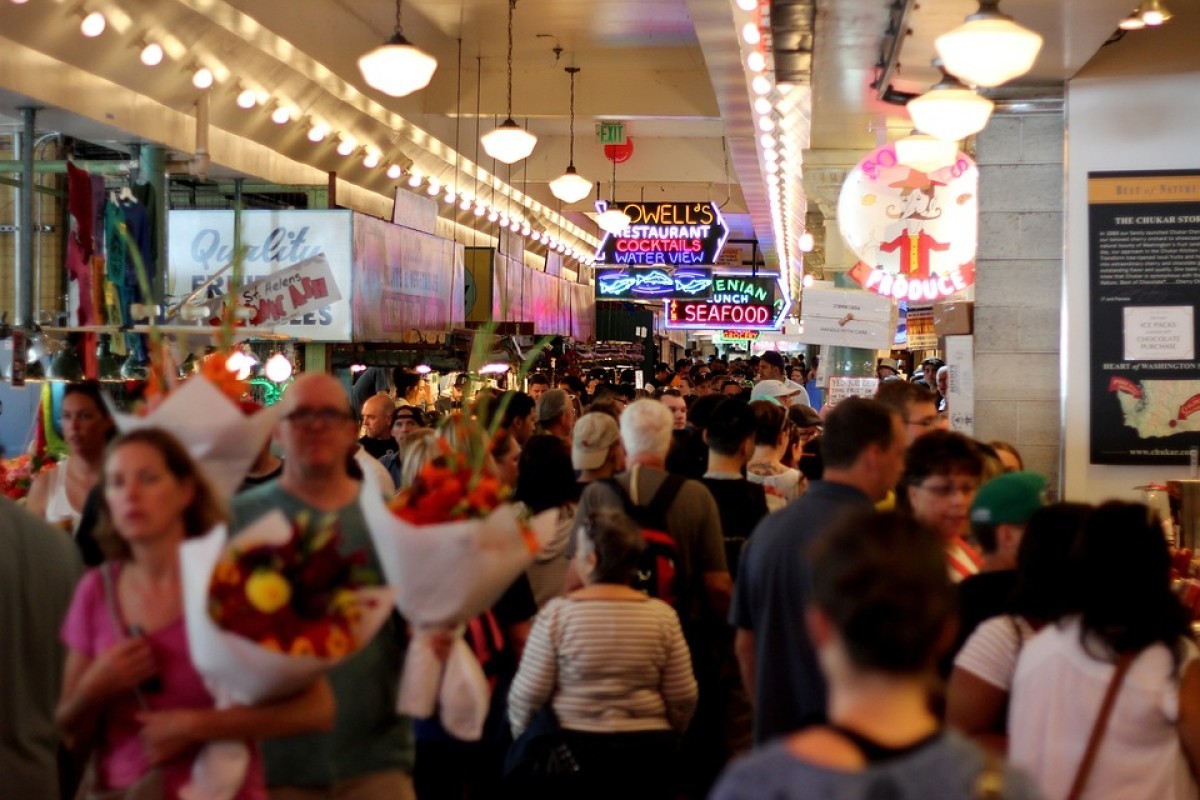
593;201;730;267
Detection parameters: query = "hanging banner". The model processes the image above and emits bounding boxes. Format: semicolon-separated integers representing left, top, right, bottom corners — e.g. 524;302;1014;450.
594;267;713;301
593;202;730;267
664;272;790;331
168;210;354;341
838;144;978;304
238;254;342;327
798;287;895;349
1088;170;1200;465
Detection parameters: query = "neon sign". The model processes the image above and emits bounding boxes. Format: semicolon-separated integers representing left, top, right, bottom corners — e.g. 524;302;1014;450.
837;144;979;303
664;272;791;331
594;268;713;300
593;202;730;267
720;330;761;342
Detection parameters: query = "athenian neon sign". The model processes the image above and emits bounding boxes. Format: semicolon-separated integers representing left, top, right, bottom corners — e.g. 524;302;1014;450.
594;268;713;300
665;272;791;331
837;144;978;303
593;202;730;267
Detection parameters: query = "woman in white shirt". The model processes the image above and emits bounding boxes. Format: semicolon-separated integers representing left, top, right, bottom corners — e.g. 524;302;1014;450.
1008;501;1200;800
745;400;804;511
27;382;113;533
507;507;697;798
947;502;1093;752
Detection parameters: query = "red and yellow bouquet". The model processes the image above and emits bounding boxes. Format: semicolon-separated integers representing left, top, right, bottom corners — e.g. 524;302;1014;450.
363;418;556;740
208;514;380;659
0;453;58;501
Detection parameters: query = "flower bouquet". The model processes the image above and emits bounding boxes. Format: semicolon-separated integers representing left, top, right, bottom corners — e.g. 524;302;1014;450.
360;432;557;741
179;511;396;800
0;452;57;501
108;348;282;500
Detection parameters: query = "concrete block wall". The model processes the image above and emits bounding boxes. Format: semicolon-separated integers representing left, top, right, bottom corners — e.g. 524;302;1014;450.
972;113;1065;490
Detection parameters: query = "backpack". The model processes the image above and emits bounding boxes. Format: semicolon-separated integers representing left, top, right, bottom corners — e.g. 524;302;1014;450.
602;465;688;610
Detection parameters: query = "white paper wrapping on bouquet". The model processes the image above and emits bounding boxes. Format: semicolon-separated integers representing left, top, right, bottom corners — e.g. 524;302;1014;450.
178;513;396;800
359;489;557;740
109;376;283;500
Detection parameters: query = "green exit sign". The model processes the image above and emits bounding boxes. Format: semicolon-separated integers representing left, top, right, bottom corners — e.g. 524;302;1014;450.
597;121;626;145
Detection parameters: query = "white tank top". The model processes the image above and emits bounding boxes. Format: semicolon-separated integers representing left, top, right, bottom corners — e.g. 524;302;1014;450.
44;459;82;532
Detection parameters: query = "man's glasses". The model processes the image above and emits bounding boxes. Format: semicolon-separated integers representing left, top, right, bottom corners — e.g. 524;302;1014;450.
285;408;355;426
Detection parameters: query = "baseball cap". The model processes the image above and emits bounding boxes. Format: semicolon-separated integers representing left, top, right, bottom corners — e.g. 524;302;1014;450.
750;380;795;404
760;351;785;371
970;471;1048;525
572;413;620;471
537;388;571;423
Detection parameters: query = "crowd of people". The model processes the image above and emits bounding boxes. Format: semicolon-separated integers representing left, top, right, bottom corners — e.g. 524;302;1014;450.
3;347;1198;800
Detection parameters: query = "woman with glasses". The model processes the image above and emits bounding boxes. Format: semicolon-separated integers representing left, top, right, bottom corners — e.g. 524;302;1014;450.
898;430;985;582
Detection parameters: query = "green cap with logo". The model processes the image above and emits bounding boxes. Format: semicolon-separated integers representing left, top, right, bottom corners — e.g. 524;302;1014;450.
970;471;1047;525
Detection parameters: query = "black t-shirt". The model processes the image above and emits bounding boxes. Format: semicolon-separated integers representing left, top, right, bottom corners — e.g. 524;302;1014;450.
666;428;708;480
358;436;399;461
700;477;769;575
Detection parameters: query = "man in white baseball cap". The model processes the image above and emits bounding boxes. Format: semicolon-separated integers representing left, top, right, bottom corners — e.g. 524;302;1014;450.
572;412;625;483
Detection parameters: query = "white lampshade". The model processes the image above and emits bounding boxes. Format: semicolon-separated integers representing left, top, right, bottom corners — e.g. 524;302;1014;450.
895;132;958;173
264;353;294;383
935;5;1043;88
357;34;438;98
549;166;592;203
595;208;631;235
908;81;993;142
481;118;538;164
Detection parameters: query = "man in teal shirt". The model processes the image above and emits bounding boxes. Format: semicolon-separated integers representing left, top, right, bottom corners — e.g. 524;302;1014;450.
232;373;414;800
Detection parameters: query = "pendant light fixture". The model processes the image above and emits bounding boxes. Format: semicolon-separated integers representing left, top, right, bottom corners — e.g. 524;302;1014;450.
907;63;994;143
934;0;1043;88
358;0;438;98
549;67;592;204
895;131;958;173
595;159;631;235
1140;0;1172;25
481;0;537;164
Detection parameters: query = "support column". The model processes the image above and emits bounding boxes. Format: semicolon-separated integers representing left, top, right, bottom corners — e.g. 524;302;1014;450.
16;106;38;327
138;143;168;309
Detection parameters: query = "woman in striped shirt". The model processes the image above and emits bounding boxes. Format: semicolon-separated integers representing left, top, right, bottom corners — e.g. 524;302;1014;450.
507;507;698;798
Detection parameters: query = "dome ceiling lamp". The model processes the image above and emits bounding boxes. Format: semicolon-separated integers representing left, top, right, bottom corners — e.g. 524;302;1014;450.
594;156;631;235
895;130;958;173
481;0;538;164
357;0;438;98
907;62;994;143
549;67;592;204
935;0;1043;88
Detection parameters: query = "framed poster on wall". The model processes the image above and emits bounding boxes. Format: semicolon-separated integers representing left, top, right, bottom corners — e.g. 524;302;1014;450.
1088;170;1200;464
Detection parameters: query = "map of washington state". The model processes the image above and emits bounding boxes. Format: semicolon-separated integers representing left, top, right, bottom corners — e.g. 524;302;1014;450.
1111;377;1200;438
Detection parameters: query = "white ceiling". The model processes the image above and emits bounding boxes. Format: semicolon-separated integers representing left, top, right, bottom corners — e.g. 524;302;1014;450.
0;0;1158;276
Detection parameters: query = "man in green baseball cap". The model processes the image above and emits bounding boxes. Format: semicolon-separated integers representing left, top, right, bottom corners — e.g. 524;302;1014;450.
949;471;1048;665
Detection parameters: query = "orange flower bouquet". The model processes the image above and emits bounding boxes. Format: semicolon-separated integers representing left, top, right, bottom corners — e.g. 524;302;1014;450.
360;426;557;741
0;453;57;501
178;512;395;800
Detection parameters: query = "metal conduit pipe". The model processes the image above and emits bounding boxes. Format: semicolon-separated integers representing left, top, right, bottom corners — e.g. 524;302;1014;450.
16;106;37;328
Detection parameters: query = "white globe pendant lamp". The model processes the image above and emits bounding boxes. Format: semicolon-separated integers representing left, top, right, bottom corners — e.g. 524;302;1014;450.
549;66;593;204
482;0;537;164
907;64;994;143
935;0;1043;88
594;155;631;235
357;0;438;98
895;131;958;173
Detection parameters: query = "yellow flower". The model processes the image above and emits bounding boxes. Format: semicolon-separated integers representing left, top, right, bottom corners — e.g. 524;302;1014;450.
245;569;292;614
289;636;316;656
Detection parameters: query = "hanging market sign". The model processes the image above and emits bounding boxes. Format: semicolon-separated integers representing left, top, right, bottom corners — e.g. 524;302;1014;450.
593;201;730;267
719;329;761;343
594;267;713;300
238;254;342;326
837;144;979;304
664;272;790;331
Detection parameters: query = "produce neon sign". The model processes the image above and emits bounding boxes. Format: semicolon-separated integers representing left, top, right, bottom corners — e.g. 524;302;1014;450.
664;272;790;331
593;201;730;267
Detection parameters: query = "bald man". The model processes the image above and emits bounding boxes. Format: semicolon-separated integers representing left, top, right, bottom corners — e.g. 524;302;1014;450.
359;391;399;461
232;374;416;799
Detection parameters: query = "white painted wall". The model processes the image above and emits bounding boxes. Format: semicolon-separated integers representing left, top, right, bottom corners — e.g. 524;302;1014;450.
1064;33;1200;502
